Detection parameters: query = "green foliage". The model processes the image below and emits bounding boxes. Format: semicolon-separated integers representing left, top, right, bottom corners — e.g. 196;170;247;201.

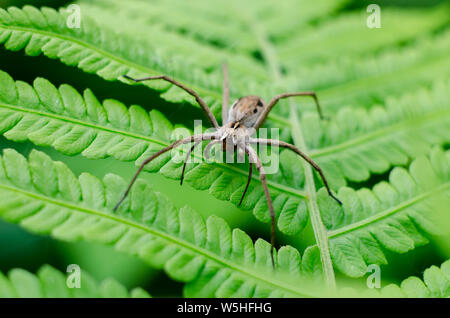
0;69;315;236
383;259;450;298
0;264;150;298
320;147;449;277
0;0;449;298
0;148;325;297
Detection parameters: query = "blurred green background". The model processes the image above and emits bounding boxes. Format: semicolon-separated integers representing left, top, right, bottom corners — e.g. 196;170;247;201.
0;0;448;296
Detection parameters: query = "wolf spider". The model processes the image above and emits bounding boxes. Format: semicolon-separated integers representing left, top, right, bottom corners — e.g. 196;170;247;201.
114;64;341;268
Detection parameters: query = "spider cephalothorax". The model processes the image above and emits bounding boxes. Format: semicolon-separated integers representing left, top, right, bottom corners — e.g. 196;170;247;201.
115;65;341;268
228;95;265;128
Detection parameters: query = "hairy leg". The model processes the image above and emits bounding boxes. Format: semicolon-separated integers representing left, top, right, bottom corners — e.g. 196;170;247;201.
123;74;219;129
245;145;276;269
180;140;201;186
114;133;217;211
254;92;324;129
251;138;342;205
222;63;229;125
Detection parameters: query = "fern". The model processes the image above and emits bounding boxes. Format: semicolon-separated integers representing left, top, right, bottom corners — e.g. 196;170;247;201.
0;264;150;298
1;5;449;120
307;79;450;187
77;0;348;56
0;1;449;297
338;259;450;298
277;5;449;64
318;147;449;277
0;148;328;297
0;69;448;236
379;259;450;298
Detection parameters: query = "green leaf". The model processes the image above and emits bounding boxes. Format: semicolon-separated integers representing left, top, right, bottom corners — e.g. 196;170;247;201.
0;148;327;298
1;69;449;237
1;1;449;296
0;265;151;298
321;147;450;277
380;259;450;298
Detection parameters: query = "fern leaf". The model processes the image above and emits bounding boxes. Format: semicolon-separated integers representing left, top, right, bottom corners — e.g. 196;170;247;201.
1;69;449;234
77;1;450;115
77;0;348;55
317;147;450;277
0;5;269;117
0;69;318;235
308;79;450;186
380;259;450;298
0;264;150;298
278;6;449;65
283;30;450;113
0;148;327;297
1;5;449;122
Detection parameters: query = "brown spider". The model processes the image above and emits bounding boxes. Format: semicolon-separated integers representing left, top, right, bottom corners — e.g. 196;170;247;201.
114;64;342;268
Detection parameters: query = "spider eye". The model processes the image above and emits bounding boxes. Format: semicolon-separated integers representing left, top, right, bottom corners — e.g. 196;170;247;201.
253;108;258;114
257;100;263;107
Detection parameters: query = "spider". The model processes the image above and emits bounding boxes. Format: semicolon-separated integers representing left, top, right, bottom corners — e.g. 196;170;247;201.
114;64;342;268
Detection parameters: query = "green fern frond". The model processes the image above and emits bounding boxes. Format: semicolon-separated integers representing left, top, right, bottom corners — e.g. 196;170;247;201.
77;1;450;115
278;6;449;65
0;264;150;298
0;2;448;295
0;69;315;235
0;5;268;117
380;259;450;298
307;79;450;187
1;69;448;235
0;148;326;298
1;5;448;122
282;29;450;113
317;147;450;277
78;0;348;55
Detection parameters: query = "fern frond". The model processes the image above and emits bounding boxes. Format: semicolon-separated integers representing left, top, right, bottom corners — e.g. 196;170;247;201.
1;5;448;123
77;1;450;116
0;264;150;298
0;148;327;297
317;147;450;277
0;69;316;235
281;29;450;114
1;69;448;235
307;79;450;187
0;5;270;118
380;259;450;298
278;6;449;65
77;0;347;55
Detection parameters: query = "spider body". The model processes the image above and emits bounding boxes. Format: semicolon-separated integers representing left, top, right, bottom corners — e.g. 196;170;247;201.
228;95;265;128
117;66;341;268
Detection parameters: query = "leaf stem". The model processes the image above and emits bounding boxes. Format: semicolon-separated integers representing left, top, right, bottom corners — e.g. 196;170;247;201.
245;12;337;290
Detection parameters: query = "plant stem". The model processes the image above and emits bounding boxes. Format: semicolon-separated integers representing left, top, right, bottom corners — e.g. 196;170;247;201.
246;13;337;290
289;107;336;290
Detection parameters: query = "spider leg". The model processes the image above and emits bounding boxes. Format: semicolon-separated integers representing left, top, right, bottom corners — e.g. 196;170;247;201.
250;138;342;205
254;92;324;129
123;74;219;129
238;162;252;206
222;63;229;125
180;140;201;186
245;145;276;269
113;133;217;212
